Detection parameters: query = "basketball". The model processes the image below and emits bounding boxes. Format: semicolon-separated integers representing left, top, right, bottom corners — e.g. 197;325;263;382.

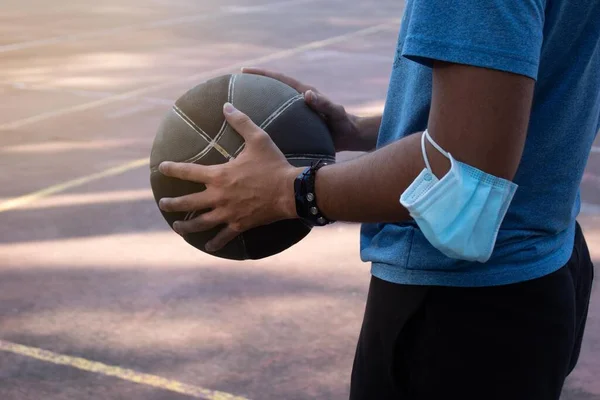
149;73;336;260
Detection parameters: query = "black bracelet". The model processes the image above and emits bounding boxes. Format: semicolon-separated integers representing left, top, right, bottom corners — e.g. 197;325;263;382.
294;159;335;227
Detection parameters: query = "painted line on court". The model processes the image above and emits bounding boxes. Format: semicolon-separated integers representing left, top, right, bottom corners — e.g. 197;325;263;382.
0;21;398;213
2;146;594;215
0;158;148;213
592;146;599;154
8;82;174;105
0;0;317;53
0;339;249;400
0;21;399;131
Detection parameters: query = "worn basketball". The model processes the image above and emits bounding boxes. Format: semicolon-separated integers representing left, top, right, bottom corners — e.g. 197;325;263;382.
150;73;336;260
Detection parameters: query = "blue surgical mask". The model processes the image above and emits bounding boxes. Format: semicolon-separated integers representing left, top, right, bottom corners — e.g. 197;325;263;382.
400;130;518;263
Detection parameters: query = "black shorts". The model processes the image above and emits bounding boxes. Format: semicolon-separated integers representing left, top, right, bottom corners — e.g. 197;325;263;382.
350;222;594;400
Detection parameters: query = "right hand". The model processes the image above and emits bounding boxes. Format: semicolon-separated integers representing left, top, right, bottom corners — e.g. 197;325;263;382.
241;67;363;152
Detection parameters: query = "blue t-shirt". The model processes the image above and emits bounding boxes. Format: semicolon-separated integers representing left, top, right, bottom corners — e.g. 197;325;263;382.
360;0;600;287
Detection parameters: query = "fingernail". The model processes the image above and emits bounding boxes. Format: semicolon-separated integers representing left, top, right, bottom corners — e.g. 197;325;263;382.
308;91;318;104
223;102;236;114
158;198;169;209
205;242;215;252
158;161;171;173
172;221;181;235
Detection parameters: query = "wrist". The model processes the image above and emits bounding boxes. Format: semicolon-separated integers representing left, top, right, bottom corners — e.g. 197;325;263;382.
346;114;364;151
351;114;381;152
292;161;335;227
278;166;304;220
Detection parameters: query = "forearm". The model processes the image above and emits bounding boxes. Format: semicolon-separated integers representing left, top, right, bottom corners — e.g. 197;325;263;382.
351;114;382;152
313;131;427;223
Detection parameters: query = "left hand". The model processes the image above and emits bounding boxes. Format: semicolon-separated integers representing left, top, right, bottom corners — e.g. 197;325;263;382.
158;102;302;252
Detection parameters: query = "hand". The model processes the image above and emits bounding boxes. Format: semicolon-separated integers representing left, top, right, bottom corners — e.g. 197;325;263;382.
158;102;302;252
241;67;366;152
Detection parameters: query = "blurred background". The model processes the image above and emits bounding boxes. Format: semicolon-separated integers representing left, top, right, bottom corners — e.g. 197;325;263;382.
0;0;598;399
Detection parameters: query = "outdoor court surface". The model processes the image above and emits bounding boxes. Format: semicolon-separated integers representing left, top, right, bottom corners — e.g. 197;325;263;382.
0;0;598;399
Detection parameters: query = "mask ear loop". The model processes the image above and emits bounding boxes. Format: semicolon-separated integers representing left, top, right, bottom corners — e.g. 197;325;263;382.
421;129;450;173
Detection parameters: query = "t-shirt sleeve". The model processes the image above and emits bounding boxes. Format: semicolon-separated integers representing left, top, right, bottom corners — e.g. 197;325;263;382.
401;0;546;80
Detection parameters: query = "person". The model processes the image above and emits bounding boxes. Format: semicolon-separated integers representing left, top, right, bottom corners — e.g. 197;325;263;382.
157;0;598;398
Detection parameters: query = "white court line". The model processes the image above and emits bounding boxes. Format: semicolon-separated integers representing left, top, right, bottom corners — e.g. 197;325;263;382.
0;189;152;211
7;82;174;105
106;103;162;119
0;158;148;213
0;0;317;54
0;22;399;131
0;22;398;213
0;339;249;400
219;0;314;14
591;146;600;154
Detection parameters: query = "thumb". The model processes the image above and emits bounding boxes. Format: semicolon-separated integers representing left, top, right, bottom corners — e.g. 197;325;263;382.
223;102;265;142
305;90;346;121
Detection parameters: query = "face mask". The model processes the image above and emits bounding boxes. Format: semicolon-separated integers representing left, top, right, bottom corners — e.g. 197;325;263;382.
400;130;518;263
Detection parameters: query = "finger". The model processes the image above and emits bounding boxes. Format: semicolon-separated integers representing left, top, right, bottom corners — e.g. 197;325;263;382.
304;90;346;121
240;67;315;94
173;210;223;235
223;103;268;142
159;161;214;183
159;191;212;213
205;225;243;252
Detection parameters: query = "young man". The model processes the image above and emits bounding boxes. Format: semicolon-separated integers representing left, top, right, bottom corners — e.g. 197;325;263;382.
157;0;598;398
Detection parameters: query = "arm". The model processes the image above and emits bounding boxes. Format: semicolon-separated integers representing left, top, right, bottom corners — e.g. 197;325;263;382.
311;62;534;223
158;61;534;250
158;0;544;251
